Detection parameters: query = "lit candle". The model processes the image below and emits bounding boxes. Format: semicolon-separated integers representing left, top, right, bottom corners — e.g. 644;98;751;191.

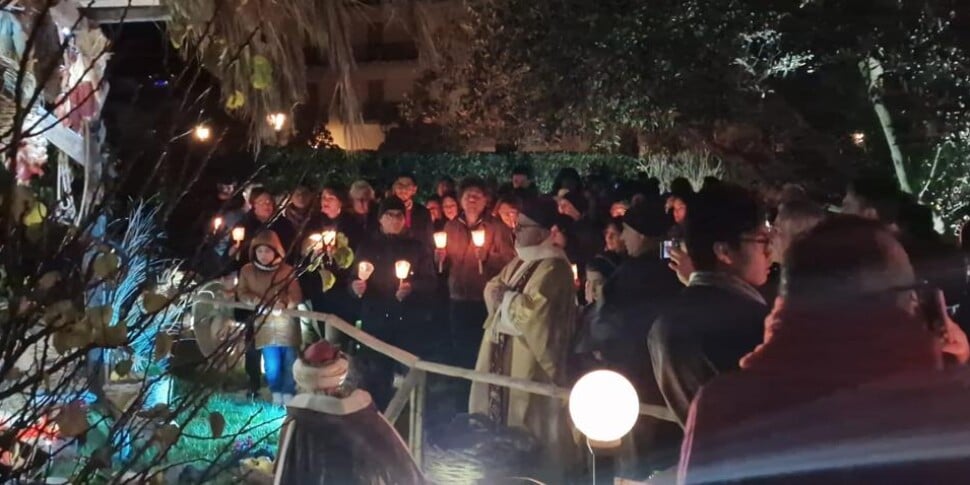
471;229;486;248
433;231;448;249
322;230;337;247
395;260;411;281
572;264;579;283
434;231;448;273
306;233;324;255
212;217;223;232
231;227;246;243
358;261;375;281
472;229;486;274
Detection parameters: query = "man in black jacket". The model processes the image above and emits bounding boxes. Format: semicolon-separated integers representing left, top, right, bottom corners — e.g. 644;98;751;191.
648;184;772;428
351;197;435;409
588;199;681;388
582;197;684;473
443;177;516;369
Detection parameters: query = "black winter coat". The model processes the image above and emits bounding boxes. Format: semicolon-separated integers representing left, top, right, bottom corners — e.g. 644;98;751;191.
584;254;681;387
352;233;435;345
647;285;768;427
405;203;435;251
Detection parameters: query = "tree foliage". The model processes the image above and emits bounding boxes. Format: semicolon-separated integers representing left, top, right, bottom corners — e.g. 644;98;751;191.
405;0;970;201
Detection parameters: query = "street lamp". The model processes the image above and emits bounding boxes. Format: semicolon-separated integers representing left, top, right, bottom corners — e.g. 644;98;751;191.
569;370;640;484
569;370;639;447
193;124;212;142
851;132;866;147
267;112;287;132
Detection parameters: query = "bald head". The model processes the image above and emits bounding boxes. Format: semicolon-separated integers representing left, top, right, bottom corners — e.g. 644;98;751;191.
782;215;915;306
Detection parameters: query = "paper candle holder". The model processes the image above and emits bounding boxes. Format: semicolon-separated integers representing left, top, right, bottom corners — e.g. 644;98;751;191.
358;261;375;281
395;260;411;281
433;231;448;249
471;229;486;247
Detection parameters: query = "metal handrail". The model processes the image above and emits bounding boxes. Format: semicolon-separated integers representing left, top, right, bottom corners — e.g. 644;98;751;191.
198;296;678;422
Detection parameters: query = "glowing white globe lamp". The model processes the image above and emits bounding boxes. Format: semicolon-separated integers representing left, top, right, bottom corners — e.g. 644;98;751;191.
569;370;639;448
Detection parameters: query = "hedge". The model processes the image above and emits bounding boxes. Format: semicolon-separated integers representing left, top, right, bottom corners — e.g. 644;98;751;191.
258;148;647;196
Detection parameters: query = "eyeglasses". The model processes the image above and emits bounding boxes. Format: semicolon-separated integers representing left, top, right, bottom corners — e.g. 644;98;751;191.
740;236;772;246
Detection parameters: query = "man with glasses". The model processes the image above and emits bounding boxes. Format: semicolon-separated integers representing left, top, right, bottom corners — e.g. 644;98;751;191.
469;197;578;478
391;173;434;250
648;184;772;430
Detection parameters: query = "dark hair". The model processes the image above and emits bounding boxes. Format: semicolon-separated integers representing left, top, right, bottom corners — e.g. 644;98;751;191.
458;176;488;197
847;175;902;224
437;176;455;186
440;192;458;205
496;194;521;209
670;177;694;198
394;172;418;186
896;198;936;240
685;184;765;271
511;165;533;177
552;168;583;193
249;187;272;201
426;195;442;206
782;215;905;303
603;217;624;234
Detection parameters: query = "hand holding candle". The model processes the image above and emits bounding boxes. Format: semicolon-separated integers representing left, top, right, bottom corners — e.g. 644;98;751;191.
433;231;447;273
395;260;412;301
322;230;337;247
231;227;246;243
307;233;324;255
471;228;486;274
212;217;224;233
358;261;375;281
353;261;374;298
395;260;411;281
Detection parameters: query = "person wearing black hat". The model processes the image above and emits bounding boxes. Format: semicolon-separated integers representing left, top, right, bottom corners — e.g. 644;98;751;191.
349;196;434;410
557;189;600;304
584;198;684;472
469;196;579;478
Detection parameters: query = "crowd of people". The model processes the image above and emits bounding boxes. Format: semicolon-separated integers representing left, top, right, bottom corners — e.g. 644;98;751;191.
191;164;970;483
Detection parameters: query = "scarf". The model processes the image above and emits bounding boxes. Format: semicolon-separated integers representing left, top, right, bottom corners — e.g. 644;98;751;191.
514;240;568;262
688;271;767;306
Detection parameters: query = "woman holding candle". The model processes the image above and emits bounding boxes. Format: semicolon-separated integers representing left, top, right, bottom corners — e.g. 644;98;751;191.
349;197;434;409
300;183;366;331
443;177;516;374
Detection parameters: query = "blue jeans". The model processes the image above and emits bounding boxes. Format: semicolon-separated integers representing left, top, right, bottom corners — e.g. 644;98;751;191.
262;346;297;394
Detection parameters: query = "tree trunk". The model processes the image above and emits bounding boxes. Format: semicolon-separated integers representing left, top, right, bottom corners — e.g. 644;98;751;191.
859;56;913;194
